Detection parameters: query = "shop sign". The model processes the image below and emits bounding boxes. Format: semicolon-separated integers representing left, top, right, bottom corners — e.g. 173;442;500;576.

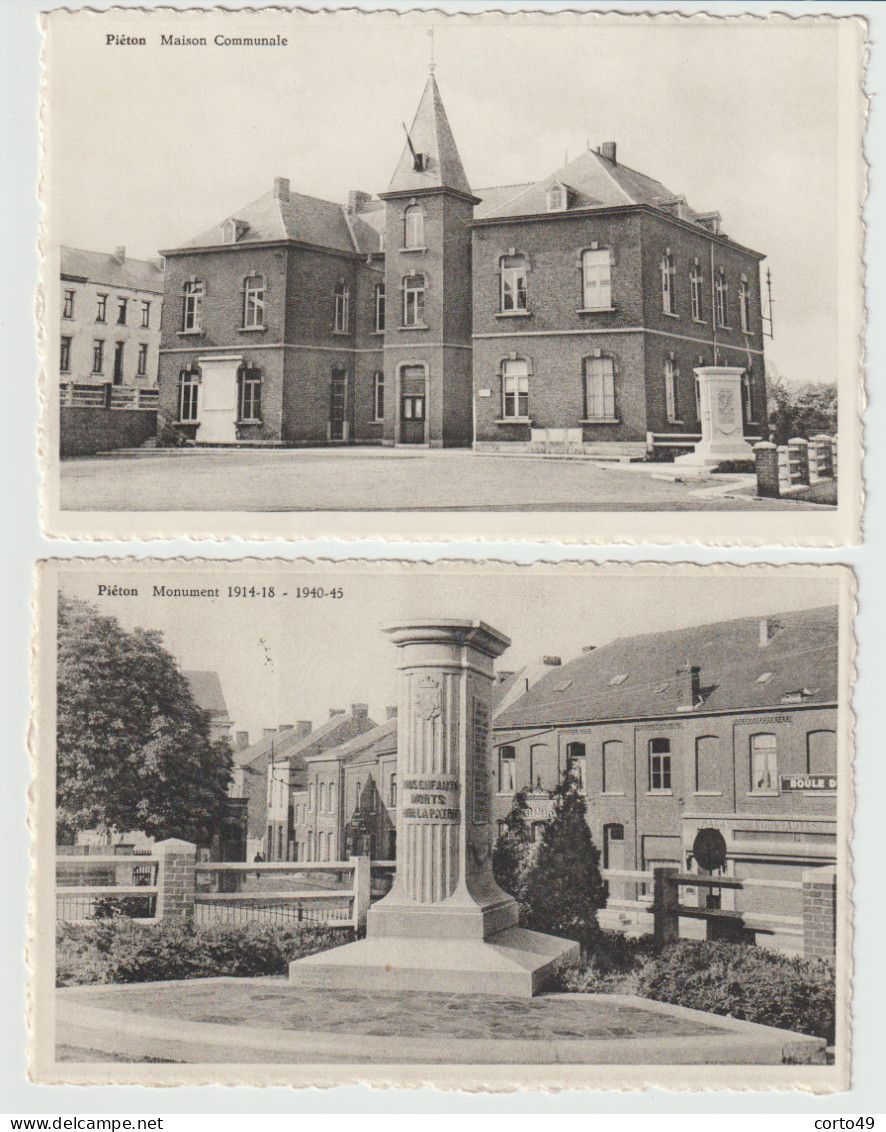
780;774;837;791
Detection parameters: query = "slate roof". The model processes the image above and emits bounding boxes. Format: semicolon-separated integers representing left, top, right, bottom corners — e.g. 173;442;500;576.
183;671;230;718
495;606;839;730
60;246;164;293
308;718;398;768
386;73;474;198
176;189;381;256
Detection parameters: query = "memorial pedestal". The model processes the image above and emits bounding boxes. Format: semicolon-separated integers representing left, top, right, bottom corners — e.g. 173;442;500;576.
675;366;754;466
290;619;579;998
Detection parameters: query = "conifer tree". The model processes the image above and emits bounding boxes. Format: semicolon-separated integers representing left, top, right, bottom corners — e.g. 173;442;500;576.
521;766;607;951
492;788;532;904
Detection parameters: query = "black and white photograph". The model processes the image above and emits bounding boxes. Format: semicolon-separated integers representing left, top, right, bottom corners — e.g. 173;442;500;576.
41;8;864;543
32;559;852;1089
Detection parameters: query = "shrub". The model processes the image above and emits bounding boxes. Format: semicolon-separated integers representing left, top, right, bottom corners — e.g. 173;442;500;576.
555;937;835;1042
56;918;352;987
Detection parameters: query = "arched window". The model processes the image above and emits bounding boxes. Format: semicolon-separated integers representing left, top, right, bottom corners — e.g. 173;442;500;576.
664;357;679;423
566;741;586;790
695;735;720;793
583;356;615;420
372;371;385;422
502;358;529;419
402;274;426;326
242;274;265;328
547;185;565;212
750;733;778;792
660;253;676;314
649;738;672;791
807;730;837;776
333;282;350;333
529;744;548;791
690;261;704;321
403;205;424;248
177;365;200;422
581;248;611;310
602;740;624;793
500;255;528;312
237;364;262;422
181;279;204;332
715;269;728;327
498;745;516;793
374;282;385;332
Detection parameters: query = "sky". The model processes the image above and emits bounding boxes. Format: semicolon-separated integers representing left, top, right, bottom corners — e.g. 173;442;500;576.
57;563;841;745
43;10;860;388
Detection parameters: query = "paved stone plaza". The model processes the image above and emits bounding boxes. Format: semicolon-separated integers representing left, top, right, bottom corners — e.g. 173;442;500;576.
59;448;832;512
55;978;827;1065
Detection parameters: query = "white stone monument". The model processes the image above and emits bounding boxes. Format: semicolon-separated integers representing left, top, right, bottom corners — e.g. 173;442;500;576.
289;619;579;996
675;366;754;466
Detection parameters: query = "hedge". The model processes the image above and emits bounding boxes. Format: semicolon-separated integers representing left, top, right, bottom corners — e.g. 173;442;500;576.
56;918;353;987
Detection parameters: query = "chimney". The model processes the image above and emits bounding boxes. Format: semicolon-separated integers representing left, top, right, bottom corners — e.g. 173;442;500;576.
496;671;515;685
386;705;398;720
295;721;312;738
351;702;369;718
675;664;701;710
234;731;249;752
759;617;784;647
114;245;126;262
582;645;597;654
348;190;371;214
263;727;277;739
273;177;290;202
329;708;345;719
542;656;562;667
599;142;617;164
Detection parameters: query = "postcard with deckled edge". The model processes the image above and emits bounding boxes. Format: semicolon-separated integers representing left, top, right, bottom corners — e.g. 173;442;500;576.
31;558;853;1090
38;7;864;546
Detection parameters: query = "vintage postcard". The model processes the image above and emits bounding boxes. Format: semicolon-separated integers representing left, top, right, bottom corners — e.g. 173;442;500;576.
39;7;865;544
31;558;853;1089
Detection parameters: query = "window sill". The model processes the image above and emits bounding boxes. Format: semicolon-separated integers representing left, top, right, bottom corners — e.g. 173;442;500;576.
495;417;532;425
717;323;731;331
371;330;385;337
178;329;203;337
645;790;674;797
238;326;267;333
580;417;620;425
662;310;680;319
90;372;104;377
236;419;263;426
332;330;351;337
692;317;707;326
693;791;723;797
399;246;428;254
748;790;780;797
601;791;626;797
397;324;429;332
666;420;685;426
369;418;384;425
176;419;200;425
96;320;107;326
576;307;616;315
495;310;531;319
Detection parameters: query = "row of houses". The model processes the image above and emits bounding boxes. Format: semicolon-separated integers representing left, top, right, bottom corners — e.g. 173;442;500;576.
58;69;768;457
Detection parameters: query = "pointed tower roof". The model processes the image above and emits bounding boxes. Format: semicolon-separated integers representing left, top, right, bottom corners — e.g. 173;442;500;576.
384;74;477;201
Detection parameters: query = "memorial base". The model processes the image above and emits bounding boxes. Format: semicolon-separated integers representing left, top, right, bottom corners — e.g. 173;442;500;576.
674;436;755;467
288;927;580;998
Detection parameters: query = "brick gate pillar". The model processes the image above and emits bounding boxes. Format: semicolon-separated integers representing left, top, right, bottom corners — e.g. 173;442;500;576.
155;838;197;920
802;864;837;960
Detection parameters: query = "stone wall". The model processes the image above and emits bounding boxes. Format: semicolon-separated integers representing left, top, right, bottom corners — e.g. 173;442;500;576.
60;406;157;457
802;864;837;960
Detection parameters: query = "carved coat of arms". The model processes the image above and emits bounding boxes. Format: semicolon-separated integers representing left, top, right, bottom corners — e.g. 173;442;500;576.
415;675;442;721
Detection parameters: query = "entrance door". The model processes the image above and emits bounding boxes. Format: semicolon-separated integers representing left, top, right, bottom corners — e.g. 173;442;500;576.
329;372;346;441
399;365;426;444
198;355;241;443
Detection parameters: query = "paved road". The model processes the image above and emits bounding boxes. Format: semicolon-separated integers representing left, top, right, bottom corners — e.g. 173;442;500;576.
59;448;830;512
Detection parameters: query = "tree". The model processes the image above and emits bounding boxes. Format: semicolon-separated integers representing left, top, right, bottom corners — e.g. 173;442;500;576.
521;768;607;952
492;788;533;904
56;595;233;845
768;379;837;446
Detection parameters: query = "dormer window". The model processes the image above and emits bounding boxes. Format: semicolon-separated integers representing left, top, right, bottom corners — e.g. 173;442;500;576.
608;674;628;686
223;218;249;244
547;185;567;212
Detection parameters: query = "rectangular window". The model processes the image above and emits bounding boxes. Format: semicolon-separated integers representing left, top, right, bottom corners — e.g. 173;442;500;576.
334;283;349;333
239;365;262;421
402;275;425;327
739;278;752;332
502;359;529;419
178;368;200;422
63;290;74;319
243;275;265;328
583;356;616;420
374;283;385;332
182;281;203;332
113;341;125;384
60;336;71;373
661;254;676;315
690;264;704;321
695;735;720;793
500;255;528;312
750;733;778;792
91;339;104;374
602;740;624;793
117;297;128;325
581;249;611;310
96;294;107;323
141;301;151;328
136;343;148;376
715;271;728;327
649;738;672;791
372;371;385;422
390;773;397;808
566;742;586;791
498;746;516;792
664;358;679;423
403;205;423;248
